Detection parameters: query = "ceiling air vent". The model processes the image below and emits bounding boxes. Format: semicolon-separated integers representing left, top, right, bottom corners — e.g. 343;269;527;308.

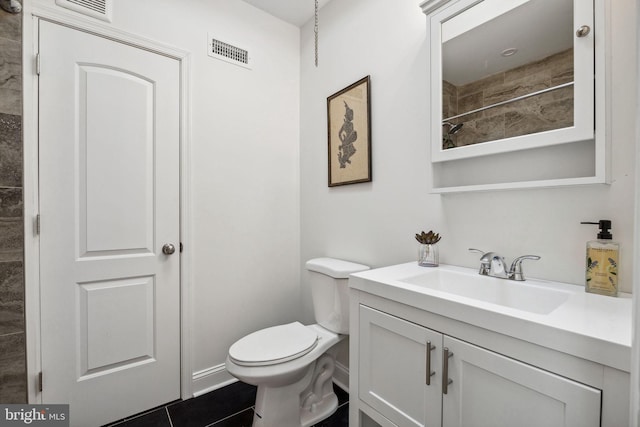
55;0;113;22
208;35;252;69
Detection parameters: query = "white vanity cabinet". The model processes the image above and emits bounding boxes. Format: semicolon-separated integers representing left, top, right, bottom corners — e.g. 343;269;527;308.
349;267;631;427
357;304;601;427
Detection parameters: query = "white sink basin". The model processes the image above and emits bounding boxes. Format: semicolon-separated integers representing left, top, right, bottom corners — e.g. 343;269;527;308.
349;262;632;371
399;269;570;314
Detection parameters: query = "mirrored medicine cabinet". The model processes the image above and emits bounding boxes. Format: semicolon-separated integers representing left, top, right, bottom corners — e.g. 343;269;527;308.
421;0;610;193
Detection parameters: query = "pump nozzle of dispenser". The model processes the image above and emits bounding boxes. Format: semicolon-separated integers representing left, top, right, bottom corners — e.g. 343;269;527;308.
580;220;612;240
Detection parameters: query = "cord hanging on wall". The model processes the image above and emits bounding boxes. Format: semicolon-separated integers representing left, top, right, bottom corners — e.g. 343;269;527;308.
314;0;319;67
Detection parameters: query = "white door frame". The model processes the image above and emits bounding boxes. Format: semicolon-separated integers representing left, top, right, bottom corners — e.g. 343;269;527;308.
21;3;193;404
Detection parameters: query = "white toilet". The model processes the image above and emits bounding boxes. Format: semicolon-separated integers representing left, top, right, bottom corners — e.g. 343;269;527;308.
225;257;369;427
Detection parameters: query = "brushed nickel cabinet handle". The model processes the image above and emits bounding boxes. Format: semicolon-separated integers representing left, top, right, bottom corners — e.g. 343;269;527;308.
442;347;454;394
426;341;436;385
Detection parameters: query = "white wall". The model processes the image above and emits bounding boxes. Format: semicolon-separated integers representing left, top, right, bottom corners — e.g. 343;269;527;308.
31;0;302;394
300;0;637;314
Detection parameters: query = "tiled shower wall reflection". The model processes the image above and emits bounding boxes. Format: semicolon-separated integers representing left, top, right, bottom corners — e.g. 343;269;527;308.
0;7;26;403
442;49;574;148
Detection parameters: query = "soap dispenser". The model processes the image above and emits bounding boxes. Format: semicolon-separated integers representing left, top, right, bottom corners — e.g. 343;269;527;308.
580;220;619;296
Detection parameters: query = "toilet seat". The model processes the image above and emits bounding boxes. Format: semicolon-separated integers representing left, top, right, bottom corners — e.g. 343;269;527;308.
229;322;319;367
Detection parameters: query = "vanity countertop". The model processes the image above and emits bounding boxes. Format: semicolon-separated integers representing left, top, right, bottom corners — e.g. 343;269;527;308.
349;263;632;372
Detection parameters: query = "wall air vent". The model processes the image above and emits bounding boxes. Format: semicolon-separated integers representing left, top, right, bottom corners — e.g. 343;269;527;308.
55;0;113;22
208;35;252;69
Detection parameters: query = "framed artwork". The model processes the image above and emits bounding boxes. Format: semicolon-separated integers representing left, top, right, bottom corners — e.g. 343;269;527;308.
327;76;371;187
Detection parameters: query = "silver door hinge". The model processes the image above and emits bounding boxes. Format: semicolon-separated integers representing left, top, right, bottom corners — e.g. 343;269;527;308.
35;214;40;235
38;372;43;392
36;53;40;76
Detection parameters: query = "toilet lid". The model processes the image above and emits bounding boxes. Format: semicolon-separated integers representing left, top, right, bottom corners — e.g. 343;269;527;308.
229;322;318;367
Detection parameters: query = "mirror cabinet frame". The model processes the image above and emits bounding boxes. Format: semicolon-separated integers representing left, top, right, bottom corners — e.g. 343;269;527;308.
421;0;611;193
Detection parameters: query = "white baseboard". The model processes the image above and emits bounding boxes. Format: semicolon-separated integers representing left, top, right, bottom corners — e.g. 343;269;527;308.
333;360;349;393
191;362;350;397
192;364;237;397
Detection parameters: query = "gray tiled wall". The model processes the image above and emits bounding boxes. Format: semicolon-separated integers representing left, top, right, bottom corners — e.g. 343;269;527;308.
0;7;26;404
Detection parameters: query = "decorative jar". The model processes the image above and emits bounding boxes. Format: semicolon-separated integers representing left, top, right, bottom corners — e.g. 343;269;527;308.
418;243;439;267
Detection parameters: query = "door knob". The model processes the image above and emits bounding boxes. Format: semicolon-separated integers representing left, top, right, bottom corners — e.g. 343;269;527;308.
162;243;176;255
576;25;590;37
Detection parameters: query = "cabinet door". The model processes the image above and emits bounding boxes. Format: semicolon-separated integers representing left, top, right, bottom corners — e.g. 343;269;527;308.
442;336;601;427
359;305;442;427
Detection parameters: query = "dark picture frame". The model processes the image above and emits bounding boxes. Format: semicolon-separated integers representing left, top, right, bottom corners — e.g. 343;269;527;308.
327;76;372;187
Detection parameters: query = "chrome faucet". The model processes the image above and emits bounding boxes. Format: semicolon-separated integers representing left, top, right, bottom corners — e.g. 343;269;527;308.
469;249;540;281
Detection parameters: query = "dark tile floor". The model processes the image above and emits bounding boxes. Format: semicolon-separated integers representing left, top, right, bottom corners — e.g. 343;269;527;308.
104;381;349;427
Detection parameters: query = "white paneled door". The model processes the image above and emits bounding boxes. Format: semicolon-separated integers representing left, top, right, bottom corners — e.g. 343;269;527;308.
38;21;181;426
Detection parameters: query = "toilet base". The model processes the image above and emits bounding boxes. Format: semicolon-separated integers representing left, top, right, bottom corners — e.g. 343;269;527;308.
252;352;339;427
300;392;338;427
300;353;339;427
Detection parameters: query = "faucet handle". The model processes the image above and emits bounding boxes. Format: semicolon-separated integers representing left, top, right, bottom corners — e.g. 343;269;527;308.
509;255;541;281
468;248;490;275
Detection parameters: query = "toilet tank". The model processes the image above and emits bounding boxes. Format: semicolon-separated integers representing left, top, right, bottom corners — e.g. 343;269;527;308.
305;258;369;334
